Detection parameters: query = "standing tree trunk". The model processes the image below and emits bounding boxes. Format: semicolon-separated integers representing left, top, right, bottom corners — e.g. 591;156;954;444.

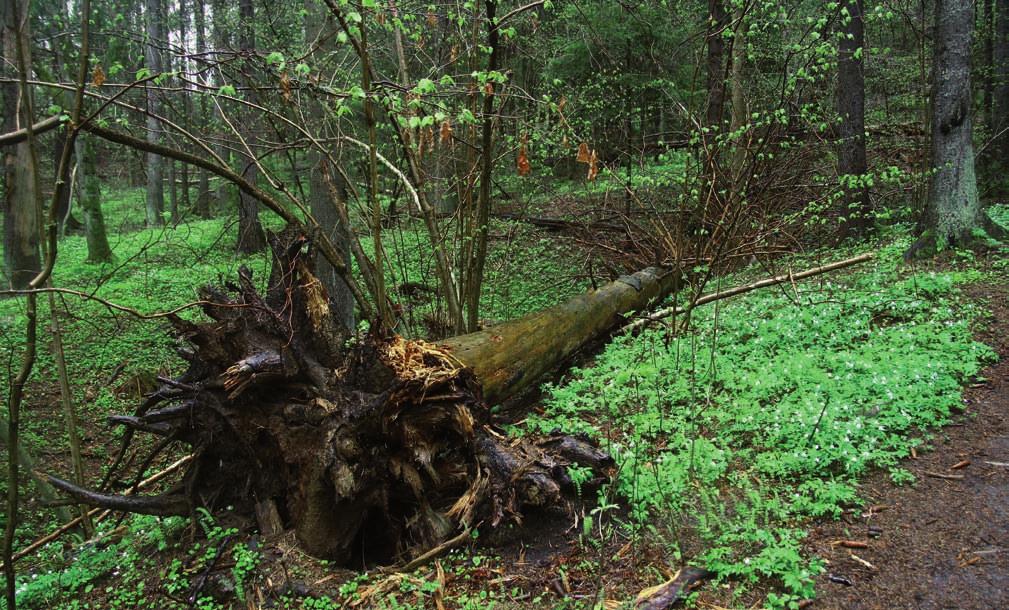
729;4;748;176
1;0;40;290
144;0;165;227
464;0;501;332
235;0;266;253
982;0;994;145
909;0;1008;257
701;0;729;225
194;0;211;218
705;0;728;130
304;3;354;331
78;135;113;262
837;0;872;238
177;0;191;219
993;0;1009;185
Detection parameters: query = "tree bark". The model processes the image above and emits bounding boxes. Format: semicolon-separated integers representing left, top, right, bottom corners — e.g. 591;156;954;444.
305;2;354;332
909;0;1008;257
144;0;165;227
194;0;211;218
442;266;681;405
78;135;113;262
837;0;871;237
1;0;41;290
705;0;728;129
993;0;1009;170
235;0;266;253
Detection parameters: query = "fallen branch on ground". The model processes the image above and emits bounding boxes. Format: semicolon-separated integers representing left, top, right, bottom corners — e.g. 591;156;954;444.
623;252;875;332
0;455;191;570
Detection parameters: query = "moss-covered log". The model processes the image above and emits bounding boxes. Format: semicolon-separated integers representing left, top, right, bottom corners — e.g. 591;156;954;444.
442;267;680;404
48;230;680;566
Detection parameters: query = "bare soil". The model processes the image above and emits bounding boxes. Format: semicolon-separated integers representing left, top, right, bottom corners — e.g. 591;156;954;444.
808;281;1009;610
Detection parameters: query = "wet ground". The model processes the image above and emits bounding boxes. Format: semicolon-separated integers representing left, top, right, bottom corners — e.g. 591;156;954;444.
809;282;1009;609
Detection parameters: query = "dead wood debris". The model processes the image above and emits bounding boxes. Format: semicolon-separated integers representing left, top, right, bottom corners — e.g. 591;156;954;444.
44;229;615;566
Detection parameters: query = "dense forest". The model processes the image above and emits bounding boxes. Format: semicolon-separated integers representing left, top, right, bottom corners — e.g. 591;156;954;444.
1;0;1008;608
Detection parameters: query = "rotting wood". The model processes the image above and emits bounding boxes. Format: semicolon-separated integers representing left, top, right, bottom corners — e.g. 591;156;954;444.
44;228;666;566
622;252;874;333
633;566;715;609
443;265;680;404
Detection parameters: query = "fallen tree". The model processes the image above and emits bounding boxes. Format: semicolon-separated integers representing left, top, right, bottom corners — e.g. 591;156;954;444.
47;229;680;566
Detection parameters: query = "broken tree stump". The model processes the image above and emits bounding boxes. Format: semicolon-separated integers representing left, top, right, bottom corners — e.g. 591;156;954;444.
48;229;680;566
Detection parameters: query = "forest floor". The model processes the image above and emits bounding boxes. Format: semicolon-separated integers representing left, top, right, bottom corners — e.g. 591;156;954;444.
4;190;1009;609
806;281;1009;610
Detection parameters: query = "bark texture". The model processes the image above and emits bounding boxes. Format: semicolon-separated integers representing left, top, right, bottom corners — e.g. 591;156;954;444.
144;0;165;227
994;0;1009;163
235;0;266;253
1;0;41;289
911;0;1007;257
837;0;871;237
78;135;113;263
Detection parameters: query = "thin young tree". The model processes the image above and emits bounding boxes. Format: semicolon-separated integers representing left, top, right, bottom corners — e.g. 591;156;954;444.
144;0;166;226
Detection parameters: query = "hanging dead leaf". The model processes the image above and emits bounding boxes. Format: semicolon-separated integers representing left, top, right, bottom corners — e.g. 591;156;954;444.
427;11;439;27
484;82;494;96
417;126;429;158
587;149;599;181
517;134;531;177
561;134;569;147
557;96;567;112
426;126;436;153
576;141;590;163
450;45;459;63
91;65;106;87
439;119;454;145
376;11;386;25
279;72;292;102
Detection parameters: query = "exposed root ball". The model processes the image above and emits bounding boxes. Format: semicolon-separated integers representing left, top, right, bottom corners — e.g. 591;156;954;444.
52;229;613;566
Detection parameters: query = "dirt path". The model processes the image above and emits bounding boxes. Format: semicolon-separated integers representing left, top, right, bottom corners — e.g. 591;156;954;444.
809;282;1009;610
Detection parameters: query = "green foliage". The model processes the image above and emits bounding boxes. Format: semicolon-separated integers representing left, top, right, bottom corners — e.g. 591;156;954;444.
523;238;995;602
2;515;185;610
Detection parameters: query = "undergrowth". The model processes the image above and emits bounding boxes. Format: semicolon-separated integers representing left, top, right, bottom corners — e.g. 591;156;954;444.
523;236;999;607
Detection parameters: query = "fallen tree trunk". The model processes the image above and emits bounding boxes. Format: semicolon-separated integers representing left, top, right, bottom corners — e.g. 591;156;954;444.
444;266;680;404
47;229;679;566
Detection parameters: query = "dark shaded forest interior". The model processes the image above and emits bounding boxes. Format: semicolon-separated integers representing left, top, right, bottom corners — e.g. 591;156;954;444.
1;0;1009;608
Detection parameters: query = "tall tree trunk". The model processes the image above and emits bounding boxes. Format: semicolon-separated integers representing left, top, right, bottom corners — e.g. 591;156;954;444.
729;4;748;176
77;135;113;262
305;2;354;331
144;0;165;226
194;0;211;217
910;0;1007;257
464;0;500;332
702;0;729;224
982;0;994;141
178;0;191;219
236;0;265;253
993;0;1009;180
837;0;871;237
705;0;728;129
2;0;41;290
